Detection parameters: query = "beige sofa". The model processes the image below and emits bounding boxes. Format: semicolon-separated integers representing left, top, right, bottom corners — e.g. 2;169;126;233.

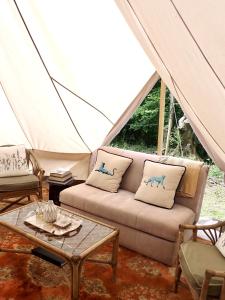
60;146;209;266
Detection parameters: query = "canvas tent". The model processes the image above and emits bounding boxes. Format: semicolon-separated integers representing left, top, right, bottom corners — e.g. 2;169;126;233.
116;0;225;172
0;0;225;177
0;0;157;177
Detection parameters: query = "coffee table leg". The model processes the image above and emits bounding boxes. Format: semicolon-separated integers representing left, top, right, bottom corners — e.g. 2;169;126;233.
111;231;119;282
71;260;82;300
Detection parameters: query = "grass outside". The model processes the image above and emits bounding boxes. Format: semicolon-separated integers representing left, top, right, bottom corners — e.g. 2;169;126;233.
110;142;155;154
201;165;225;220
111;142;225;220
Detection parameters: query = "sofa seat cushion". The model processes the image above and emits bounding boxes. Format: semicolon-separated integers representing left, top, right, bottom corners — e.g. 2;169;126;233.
0;175;39;192
60;183;195;242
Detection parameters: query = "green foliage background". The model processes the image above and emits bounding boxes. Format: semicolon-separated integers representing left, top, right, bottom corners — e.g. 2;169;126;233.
112;80;182;152
112;80;209;161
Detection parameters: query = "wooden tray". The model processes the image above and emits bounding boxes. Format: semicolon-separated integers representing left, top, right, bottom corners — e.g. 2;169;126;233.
24;214;82;236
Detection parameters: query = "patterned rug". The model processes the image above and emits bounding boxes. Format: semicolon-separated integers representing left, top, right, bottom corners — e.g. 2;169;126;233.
0;225;193;300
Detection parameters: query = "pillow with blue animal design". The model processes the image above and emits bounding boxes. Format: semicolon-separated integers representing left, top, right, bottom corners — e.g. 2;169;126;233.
85;150;133;192
135;160;186;209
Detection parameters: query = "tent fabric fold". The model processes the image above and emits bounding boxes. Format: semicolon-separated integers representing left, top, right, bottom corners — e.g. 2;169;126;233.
116;0;225;171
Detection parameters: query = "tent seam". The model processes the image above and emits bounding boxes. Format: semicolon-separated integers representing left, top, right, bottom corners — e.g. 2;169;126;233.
126;0;225;156
52;78;113;125
13;0;91;152
170;0;225;91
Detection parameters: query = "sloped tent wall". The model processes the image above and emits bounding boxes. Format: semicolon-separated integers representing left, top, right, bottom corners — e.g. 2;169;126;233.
116;0;225;172
0;0;156;178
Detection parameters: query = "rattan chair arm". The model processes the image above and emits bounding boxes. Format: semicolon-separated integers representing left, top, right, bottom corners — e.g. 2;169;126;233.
200;269;225;300
205;269;225;278
180;221;225;231
179;221;225;243
28;150;44;176
37;168;45;181
178;224;199;242
179;224;197;231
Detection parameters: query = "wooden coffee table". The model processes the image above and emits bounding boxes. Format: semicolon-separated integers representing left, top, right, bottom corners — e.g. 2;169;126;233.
0;202;119;300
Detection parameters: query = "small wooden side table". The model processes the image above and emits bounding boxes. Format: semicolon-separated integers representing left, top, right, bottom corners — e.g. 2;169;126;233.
48;179;84;206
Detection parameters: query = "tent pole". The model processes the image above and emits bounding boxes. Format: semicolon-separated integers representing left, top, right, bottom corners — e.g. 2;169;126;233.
157;79;166;155
165;92;174;155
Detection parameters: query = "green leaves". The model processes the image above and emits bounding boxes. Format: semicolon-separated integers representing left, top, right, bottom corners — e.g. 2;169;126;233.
112;79;207;161
114;80;171;146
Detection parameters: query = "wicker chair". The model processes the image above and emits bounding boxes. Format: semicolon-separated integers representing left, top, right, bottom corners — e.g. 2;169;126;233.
174;222;225;300
0;146;44;212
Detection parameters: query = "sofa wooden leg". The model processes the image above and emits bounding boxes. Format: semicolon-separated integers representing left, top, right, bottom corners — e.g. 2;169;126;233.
174;263;182;293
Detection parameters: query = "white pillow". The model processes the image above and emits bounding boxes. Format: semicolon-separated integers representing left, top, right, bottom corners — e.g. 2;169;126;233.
86;149;132;192
135;160;186;209
0;145;30;177
216;232;225;257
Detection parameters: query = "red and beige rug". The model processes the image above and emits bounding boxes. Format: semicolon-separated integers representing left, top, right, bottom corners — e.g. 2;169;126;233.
0;225;192;300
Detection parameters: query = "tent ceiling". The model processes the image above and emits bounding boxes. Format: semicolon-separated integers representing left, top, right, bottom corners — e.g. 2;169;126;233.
0;0;155;153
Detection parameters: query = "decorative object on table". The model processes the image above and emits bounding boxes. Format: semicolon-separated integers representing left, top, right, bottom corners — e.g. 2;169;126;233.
50;168;71;177
48;177;74;186
48;174;74;184
35;201;45;217
53;212;72;228
48;168;73;184
42;200;57;223
24;212;82;236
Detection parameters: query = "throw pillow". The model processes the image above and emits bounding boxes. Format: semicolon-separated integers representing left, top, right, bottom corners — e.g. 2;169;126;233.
86;149;132;192
159;156;203;198
135;160;186;209
0;145;30;177
216;232;225;257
